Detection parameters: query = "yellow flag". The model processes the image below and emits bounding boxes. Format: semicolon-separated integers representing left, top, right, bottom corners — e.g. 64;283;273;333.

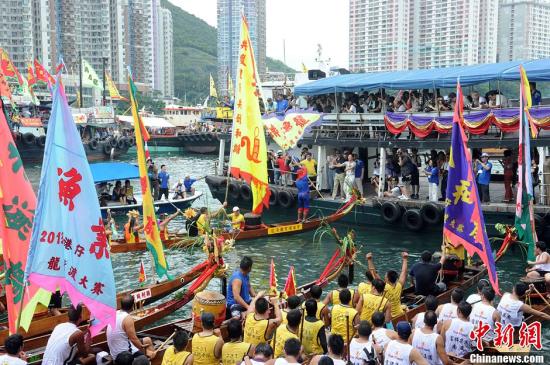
209;74;218;98
229;14;270;214
82;59;103;90
106;72;126;101
301;62;308;73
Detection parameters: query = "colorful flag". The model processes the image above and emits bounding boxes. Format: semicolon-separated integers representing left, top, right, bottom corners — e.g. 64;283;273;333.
82;59;103;90
0;69;12;100
263;112;321;150
269;258;278;296
144;141;151;161
443;81;500;294
229;14;270;214
301;62;308;74
0;49;16;78
138;260;146;284
283;266;297;298
514;66;538;261
24;78;116;336
128;74;170;279
0;107;51;334
105;72;126;101
19;73;39;105
27;64;37;87
209;74;218;98
34;59;55;85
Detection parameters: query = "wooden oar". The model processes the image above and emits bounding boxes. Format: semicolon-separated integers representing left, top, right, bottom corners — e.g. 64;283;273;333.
345;313;351;360
529;284;550;309
156;331;176;352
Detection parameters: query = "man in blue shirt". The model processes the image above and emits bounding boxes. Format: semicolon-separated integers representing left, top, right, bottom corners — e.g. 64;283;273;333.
226;256;256;318
158;164;170;200
275;94;289;115
475;153;492;203
353;153;365;197
425;159;439;202
184;175;197;196
530;82;542;106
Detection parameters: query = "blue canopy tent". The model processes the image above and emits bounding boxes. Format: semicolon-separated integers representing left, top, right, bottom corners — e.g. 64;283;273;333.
90;162;140;183
294;58;550;95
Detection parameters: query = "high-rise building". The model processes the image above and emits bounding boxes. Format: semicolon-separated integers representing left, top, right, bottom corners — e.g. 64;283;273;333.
31;0;52;70
498;0;550;62
217;0;266;95
159;7;174;97
349;0;499;72
0;0;34;71
349;0;409;72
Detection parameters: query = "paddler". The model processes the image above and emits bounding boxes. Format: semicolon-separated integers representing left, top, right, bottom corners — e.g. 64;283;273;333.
124;210;143;244
271;309;301;358
281;295;302;324
197;205;227;235
222;319;254;365
42;304;94;364
302;285;330;326
355;279;391;324
366;251;408;318
323;273;358;307
0;335;27;365
227;256;257;318
295;163;311;222
384;322;429;365
330;289;359;345
411;311;450;365
192;312;224;365
526;241;550;290
161;329;193;365
310;335;346;365
496;282;550;329
157;210;182;241
301;299;327;356
243;291;282;346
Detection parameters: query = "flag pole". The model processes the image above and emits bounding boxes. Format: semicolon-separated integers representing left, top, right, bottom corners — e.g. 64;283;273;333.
79;51;83;108
102;57;107;106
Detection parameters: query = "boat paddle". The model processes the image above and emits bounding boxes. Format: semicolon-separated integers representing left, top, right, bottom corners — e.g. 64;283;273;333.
529;284;550;309
156;330;177;353
345;313;351;360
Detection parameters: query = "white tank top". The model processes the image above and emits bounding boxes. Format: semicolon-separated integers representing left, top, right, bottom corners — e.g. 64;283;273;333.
349;339;375;365
497;293;524;327
369;327;391;350
534;253;550;271
470;302;496;340
444;318;474;357
414;312;425;329
384;340;412;365
42;322;79;365
437;303;457;322
107;310;138;358
411;330;442;365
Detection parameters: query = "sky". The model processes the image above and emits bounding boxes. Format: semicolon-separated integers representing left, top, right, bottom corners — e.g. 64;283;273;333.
168;0;349;71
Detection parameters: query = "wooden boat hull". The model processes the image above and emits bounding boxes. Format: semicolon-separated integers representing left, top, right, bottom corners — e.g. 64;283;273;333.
0;261;208;345
100;192;203;218
110;234;196;253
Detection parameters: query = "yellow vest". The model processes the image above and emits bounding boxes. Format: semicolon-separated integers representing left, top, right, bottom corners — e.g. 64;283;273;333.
243;313;269;346
331;288;355;306
281;310;289;325
359;293;388;323
192;333;219;365
302;318;324;355
221;341;251;365
330;304;357;342
301;300;326;321
357;282;372;296
272;325;299;358
230;213;245;230
300;159;317;176
197;214;208;234
384;282;404;317
162;346;191;365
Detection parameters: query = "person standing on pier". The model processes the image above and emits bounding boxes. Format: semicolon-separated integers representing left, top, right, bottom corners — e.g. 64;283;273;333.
147;158;160;200
474;153;492;203
353;153;365;197
425;159;439;202
300;153;317;186
343;154;356;201
158;164;170;200
332;151;346;200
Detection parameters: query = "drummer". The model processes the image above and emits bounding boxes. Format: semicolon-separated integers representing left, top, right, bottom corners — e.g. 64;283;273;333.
526;241;550;290
124;210;143;244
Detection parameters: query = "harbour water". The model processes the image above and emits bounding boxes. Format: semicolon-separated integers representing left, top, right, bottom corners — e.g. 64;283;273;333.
24;150;549;355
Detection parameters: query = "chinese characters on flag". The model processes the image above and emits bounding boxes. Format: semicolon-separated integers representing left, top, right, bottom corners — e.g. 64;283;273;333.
263;113;321;151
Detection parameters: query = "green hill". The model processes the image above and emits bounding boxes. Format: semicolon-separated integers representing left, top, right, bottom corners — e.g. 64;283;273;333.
162;0;295;104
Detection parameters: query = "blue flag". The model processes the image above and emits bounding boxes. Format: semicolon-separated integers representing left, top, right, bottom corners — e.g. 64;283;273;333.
25;78;116;335
443;82;500;295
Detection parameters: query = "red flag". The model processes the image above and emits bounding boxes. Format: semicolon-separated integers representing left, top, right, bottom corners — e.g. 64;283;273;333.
144;142;151;161
0;49;16;78
138;260;146;284
55;63;64;74
269;259;278;296
283;266;297;298
0;70;12;100
27;64;37;87
34;59;55;85
12;66;24;87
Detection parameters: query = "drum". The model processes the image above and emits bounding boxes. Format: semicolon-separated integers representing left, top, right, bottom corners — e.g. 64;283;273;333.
192;290;226;332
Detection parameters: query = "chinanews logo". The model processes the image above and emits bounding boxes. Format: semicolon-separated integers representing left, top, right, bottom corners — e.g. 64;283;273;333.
469;320;545;364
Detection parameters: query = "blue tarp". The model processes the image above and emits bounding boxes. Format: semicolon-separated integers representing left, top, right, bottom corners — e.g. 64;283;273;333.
294;58;550;95
90;162;140;183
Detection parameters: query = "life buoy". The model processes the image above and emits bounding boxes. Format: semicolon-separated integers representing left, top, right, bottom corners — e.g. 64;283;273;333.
89;139;98;150
269;189;278;206
36;135;46;147
22;133;36;145
228;182;240;200
117;138;126;149
103;143;112;155
380;201;401;224
109;138;118;147
403;209;424;232
420;202;443;225
192;134;200;142
277;190;294;208
240;184;252;201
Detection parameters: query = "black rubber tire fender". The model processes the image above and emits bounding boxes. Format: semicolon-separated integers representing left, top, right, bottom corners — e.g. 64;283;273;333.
228;182;240;200
109;138;118;147
277;190;295;208
89;139;98;150
22;133;36;145
240;184;252;201
380;201;402;224
420;202;443;225
36;135;46;147
269;189;278;206
403;209;424;232
103;143;112;155
206;133;214;142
